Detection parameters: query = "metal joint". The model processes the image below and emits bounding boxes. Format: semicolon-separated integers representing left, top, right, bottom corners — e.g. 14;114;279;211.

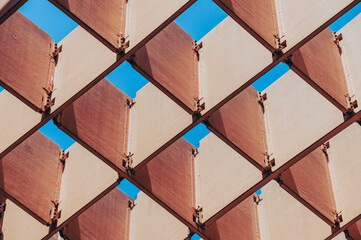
253;195;263;205
192;148;199;157
258;92;267;110
282;55;293;67
346;94;358;113
333;210;343;225
122;152;135;175
193;41;203;61
322;141;330;155
193;97;205;116
52;44;63;64
127;99;136;108
50;200;61;223
193;206;204;230
274;34;287;53
117;33;129;53
59;150;69;165
263;152;275;172
334;33;343;52
128;200;136;210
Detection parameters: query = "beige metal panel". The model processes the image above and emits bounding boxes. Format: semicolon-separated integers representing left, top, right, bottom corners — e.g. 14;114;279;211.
126;0;191;51
332;233;347;240
0;91;41;153
129;83;192;167
263;71;343;170
2;199;48;240
197;133;262;221
328;123;361;225
280;0;353;50
129;192;188;240
198;17;272;111
259;181;331;240
338;13;361;106
58;143;118;225
52;26;117;113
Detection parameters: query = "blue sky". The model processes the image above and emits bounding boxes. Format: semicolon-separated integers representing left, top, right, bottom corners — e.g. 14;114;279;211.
6;0;361;238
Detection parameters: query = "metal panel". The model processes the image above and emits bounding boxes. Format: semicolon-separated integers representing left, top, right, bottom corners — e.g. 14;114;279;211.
328;123;361;225
126;0;193;52
129;192;188;240
129;83;192;167
62;188;131;240
259;181;331;240
50;0;127;51
135;138;195;224
1;199;49;240
131;22;197;113
52;26;117;113
291;28;348;111
0;91;42;154
208;86;268;168
55;79;131;170
58;143;118;225
0;12;55;111
281;146;337;223
214;0;279;50
279;0;353;50
198;16;272;111
263;70;344;170
206;196;260;240
0;131;61;223
347;220;361;239
338;13;361;107
197;133;262;221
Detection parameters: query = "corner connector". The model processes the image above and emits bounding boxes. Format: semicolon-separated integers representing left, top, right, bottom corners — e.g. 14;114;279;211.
193;41;203;61
193;206;204;230
122;152;135;175
117;33;129;54
263;152;275;174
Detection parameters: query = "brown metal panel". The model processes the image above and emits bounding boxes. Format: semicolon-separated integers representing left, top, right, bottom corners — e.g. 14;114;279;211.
281;146;337;224
0;12;55;111
62;188;131;240
291;28;348;111
0;131;61;224
215;0;279;50
348;220;361;239
131;22;198;113
135;138;195;224
206;196;259;240
208;86;267;168
55;79;130;170
51;0;127;51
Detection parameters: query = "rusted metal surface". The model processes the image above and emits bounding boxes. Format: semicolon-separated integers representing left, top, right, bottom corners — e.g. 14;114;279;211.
62;188;131;240
215;0;279;51
0;131;61;224
135;138;195;225
0;12;55;111
50;0;127;51
281;146;337;224
55;79;131;170
208;86;267;169
291;28;349;112
131;22;198;113
206;196;259;240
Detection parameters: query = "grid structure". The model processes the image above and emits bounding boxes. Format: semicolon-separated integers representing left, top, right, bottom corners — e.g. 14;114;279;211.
1;0;361;239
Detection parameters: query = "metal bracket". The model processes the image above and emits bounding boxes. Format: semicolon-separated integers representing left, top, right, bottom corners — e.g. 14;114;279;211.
192;148;199;157
346;94;358;113
253;195;263;205
59;150;69;165
0;202;6;219
193;206;204;230
193;97;205;116
52;44;62;64
274;34;287;54
258;92;267;111
193;41;203;61
122;152;135;175
334;33;343;54
282;55;293;67
128;200;136;210
263;152;275;173
117;33;129;53
333;210;343;225
322;141;330;156
50;200;61;223
127;99;136;108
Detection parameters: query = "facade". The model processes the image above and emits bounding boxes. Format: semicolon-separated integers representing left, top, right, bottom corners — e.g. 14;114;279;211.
0;0;361;239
